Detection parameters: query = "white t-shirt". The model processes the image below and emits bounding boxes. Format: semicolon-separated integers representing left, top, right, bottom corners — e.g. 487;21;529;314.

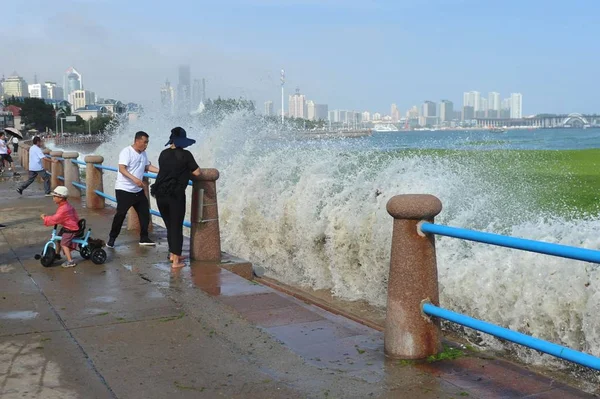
115;146;150;193
0;139;7;155
29;145;45;171
12;137;18;144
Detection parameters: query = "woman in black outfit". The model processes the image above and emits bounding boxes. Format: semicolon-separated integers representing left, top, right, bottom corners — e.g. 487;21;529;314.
151;127;201;268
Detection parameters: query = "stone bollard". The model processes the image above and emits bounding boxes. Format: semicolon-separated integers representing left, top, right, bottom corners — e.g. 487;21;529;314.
84;155;105;209
62;152;81;198
384;194;443;359
19;144;27;168
42;149;51;172
190;169;221;261
21;144;29;170
127;176;153;232
49;151;63;190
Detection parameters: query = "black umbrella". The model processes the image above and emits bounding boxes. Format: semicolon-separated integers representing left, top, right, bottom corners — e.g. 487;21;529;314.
4;127;23;139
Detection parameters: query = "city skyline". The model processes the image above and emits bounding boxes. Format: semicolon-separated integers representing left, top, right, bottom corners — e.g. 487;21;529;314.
1;1;598;115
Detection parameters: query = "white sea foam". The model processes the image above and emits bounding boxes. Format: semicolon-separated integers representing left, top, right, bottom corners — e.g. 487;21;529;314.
90;111;600;378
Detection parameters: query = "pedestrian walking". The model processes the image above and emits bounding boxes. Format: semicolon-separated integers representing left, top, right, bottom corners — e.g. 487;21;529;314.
107;131;159;248
151;127;201;268
12;136;18;153
16;136;48;195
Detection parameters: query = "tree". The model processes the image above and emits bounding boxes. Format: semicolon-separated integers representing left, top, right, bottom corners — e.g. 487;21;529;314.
5;97;56;131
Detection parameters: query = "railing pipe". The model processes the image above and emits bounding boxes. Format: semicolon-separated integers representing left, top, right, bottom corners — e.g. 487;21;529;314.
49;151;63;190
190;169;221;261
62;152;81;198
419;222;600;264
422;303;600;371
84;155;105;209
385;194;443;359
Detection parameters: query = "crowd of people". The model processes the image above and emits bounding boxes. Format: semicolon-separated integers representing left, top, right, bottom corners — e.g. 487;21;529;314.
3;127;201;269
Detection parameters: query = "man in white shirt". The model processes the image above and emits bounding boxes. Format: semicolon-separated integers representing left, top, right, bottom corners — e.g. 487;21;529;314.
107;131;159;248
16;136;50;195
12;136;18;153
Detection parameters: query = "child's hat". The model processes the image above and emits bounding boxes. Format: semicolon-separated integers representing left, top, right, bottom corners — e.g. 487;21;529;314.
52;186;69;198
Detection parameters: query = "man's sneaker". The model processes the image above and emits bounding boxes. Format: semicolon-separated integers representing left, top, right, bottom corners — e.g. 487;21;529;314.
16;188;22;195
45;193;52;197
61;261;76;268
106;238;115;248
8;167;12;171
139;237;156;246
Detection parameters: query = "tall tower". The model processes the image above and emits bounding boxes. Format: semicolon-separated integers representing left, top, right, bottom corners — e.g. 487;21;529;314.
64;67;82;95
177;65;191;114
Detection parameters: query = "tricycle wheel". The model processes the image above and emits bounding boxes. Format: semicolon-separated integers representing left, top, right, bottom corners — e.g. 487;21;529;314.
91;248;107;265
80;245;92;260
41;247;56;267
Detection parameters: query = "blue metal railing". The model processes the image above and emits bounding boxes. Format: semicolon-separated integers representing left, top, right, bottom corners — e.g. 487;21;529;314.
423;303;600;371
72;181;86;190
419;221;600;371
419;222;600;264
57;159;193;228
58;176;64;181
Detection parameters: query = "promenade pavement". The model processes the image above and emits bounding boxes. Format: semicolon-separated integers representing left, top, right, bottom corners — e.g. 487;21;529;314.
0;158;597;398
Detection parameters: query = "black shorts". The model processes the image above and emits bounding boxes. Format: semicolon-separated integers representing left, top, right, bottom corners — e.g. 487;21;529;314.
1;154;13;163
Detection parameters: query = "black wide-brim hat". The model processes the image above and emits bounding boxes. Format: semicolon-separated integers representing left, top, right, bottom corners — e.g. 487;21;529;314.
165;126;196;148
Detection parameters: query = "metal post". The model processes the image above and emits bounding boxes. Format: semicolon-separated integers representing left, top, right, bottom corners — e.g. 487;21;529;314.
49;151;63;190
62;152;81;198
190;168;221;261
84;155;104;209
384;194;443;359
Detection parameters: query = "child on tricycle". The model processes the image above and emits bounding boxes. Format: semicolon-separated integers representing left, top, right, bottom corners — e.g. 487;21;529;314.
40;186;80;267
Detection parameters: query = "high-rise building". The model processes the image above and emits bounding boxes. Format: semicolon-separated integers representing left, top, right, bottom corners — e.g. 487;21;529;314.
488;92;500;118
422;101;436;117
2;73;29;97
462;106;475;121
288;88;307;119
68;90;95;110
362;111;371;122
406;106;419;119
177;65;191;114
500;98;511;119
391;103;400;122
307;103;328;121
463;91;481;112
510;93;522;119
264;100;274;116
476;98;488;118
160;79;175;115
439;100;454;122
372;112;382;121
45;82;64;100
64;67;82;95
28;83;48;99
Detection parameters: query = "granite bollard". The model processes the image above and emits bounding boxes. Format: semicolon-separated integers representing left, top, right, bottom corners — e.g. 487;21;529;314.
384;194;443;359
62;152;81;198
84;155;105;209
49;151;63;190
190;169;221;261
127;176;153;233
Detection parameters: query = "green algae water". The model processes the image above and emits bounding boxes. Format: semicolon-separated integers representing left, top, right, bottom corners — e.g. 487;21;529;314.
88;118;600;383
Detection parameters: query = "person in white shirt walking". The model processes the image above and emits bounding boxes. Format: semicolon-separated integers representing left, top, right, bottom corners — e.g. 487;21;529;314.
107;131;159;248
16;136;50;195
12;136;19;153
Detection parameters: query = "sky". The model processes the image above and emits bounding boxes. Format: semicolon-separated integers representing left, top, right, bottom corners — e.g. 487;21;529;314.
2;0;599;115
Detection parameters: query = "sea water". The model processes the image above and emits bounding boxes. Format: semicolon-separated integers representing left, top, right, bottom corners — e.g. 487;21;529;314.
75;112;600;380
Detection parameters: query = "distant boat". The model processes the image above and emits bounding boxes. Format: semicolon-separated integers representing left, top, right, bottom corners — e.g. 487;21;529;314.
372;124;399;132
489;127;506;133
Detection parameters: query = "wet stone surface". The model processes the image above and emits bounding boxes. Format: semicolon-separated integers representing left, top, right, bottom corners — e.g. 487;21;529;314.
0;158;597;398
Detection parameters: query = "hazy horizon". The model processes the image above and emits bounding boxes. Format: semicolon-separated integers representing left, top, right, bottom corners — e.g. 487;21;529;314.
2;0;599;115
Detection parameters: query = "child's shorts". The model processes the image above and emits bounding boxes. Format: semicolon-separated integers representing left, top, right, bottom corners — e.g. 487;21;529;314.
60;232;78;250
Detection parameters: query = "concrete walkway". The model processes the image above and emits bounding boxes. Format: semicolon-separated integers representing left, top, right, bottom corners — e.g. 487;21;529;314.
0;159;597;398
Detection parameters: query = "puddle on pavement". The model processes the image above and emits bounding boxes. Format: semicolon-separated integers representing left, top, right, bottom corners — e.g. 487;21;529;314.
0;311;39;320
90;296;116;303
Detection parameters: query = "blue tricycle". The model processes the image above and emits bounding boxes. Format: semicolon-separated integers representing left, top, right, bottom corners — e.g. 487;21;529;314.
36;219;107;267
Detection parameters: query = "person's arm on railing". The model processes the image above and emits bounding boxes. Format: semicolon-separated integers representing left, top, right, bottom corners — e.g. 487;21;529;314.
118;164;144;188
191;168;201;177
146;163;159;173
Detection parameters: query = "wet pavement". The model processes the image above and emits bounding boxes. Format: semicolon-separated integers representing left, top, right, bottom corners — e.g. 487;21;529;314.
1;158;598;398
